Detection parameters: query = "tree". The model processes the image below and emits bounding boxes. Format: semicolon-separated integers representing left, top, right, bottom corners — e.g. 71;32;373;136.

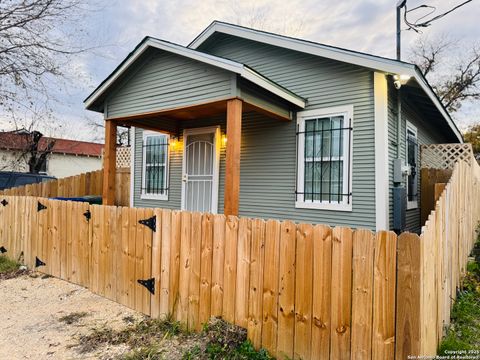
409;37;480;113
0;0;93;135
463;124;480;157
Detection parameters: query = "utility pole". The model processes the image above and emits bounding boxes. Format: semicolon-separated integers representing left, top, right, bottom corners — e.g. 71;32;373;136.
396;0;407;60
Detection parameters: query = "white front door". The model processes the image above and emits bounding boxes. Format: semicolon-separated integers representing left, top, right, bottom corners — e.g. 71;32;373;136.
182;126;220;213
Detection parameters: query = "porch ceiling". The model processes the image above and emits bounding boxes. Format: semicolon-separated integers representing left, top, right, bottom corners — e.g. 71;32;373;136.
110;97;292;132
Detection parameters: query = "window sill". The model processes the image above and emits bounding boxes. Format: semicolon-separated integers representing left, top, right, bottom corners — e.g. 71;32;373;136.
295;201;352;212
407;201;418;210
141;193;168;201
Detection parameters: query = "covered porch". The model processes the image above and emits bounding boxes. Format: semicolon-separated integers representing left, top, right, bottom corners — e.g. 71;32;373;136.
83;36;305;215
102;96;302;215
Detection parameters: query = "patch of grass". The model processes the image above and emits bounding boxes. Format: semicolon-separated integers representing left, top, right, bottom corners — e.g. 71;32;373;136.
77;315;183;354
123;344;164;360
0;255;19;273
439;240;480;354
59;311;89;325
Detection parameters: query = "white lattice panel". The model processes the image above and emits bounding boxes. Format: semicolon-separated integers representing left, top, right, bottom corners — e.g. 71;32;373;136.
421;143;474;169
116;146;131;168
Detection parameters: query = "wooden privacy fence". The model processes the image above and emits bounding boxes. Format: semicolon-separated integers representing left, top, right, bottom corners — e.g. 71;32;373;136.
0;196;398;359
0;168;130;206
0;162;479;359
396;159;480;358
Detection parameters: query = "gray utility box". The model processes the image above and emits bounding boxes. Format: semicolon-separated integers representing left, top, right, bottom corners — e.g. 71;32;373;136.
393;186;406;232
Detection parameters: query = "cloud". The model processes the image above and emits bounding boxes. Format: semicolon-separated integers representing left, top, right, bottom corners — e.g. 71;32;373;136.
12;0;478;141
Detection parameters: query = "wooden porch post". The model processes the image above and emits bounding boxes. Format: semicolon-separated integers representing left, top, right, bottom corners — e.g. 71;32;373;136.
224;99;242;216
103;120;117;205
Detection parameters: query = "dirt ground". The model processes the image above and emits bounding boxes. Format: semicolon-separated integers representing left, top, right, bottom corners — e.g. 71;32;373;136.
0;273;143;360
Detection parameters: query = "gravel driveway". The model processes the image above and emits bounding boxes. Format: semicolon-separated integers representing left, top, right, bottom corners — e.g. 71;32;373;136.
0;273;143;360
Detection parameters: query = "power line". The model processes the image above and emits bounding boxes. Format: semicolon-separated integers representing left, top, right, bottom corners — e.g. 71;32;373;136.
404;0;474;32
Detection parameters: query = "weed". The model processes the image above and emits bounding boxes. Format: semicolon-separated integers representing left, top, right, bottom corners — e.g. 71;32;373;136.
439;240;480;354
77;316;183;354
58;312;88;325
0;255;25;280
0;255;19;273
182;345;201;360
122;344;164;360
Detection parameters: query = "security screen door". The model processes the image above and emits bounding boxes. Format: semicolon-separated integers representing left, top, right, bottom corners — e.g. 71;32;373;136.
182;127;219;213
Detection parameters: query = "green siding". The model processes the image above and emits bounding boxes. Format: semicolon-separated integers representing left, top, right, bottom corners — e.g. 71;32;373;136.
185;34;375;228
387;84;448;233
106;49;234;118
133;117;227;211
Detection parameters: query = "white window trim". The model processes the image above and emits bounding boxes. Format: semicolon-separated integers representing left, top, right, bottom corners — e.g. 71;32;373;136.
406;121;418;210
141;130;170;201
295;105;353;212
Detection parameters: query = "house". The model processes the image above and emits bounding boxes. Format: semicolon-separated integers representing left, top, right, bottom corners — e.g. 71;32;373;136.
0;130;103;178
84;21;462;232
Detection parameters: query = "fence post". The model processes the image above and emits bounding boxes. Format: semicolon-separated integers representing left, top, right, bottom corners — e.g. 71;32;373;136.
395;232;422;359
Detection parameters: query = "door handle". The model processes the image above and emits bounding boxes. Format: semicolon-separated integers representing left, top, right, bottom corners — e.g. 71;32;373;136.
182;174;188;183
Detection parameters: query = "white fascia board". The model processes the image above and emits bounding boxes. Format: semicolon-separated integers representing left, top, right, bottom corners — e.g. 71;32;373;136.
85;37;304;110
190;22;462;142
412;70;463;143
189;22;414;75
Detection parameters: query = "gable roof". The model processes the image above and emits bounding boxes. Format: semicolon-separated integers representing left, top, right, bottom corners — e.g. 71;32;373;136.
0;132;103;157
84;37;306;111
189;21;462;142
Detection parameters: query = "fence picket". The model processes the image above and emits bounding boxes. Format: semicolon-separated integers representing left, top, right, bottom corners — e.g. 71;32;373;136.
351;229;375;359
247;218;266;350
330;227;353;360
311;225;332;360
372;231;397;360
262;219;281;358
235;217;252;329
277;220;296;360
199;213;214;327
211;214;226;317
223;215;238;324
294;223;314;360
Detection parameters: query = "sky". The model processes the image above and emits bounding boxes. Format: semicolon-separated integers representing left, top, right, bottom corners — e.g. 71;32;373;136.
3;0;479;142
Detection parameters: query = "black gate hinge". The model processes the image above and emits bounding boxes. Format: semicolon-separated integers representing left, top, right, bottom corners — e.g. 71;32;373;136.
137;277;155;294
37;201;47;212
35;256;46;267
83;209;91;221
0;246;6;254
1;199;7;206
138;215;156;232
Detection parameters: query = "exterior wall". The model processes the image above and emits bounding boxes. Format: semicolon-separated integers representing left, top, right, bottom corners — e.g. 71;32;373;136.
0;150;28;172
133;116;227;211
0;149;101;178
106;49;235;118
387;83;449;233
47;154;102;178
198;34;376;228
132;35;376;229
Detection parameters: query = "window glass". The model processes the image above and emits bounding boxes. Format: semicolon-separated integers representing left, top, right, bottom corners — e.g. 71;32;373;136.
301;114;349;205
407;127;418;203
142;134;169;196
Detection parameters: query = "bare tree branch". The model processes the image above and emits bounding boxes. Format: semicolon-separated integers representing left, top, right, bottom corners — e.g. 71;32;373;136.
410;37;480;113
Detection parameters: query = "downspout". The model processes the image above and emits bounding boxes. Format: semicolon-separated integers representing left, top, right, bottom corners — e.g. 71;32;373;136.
397;89;402;158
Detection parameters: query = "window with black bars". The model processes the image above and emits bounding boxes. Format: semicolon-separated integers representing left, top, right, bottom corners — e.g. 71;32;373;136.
407;130;418;202
141;134;169;195
296;115;352;204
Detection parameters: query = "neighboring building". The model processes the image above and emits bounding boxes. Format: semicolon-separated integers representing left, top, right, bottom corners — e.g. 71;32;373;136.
84;21;462;232
0;131;103;178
